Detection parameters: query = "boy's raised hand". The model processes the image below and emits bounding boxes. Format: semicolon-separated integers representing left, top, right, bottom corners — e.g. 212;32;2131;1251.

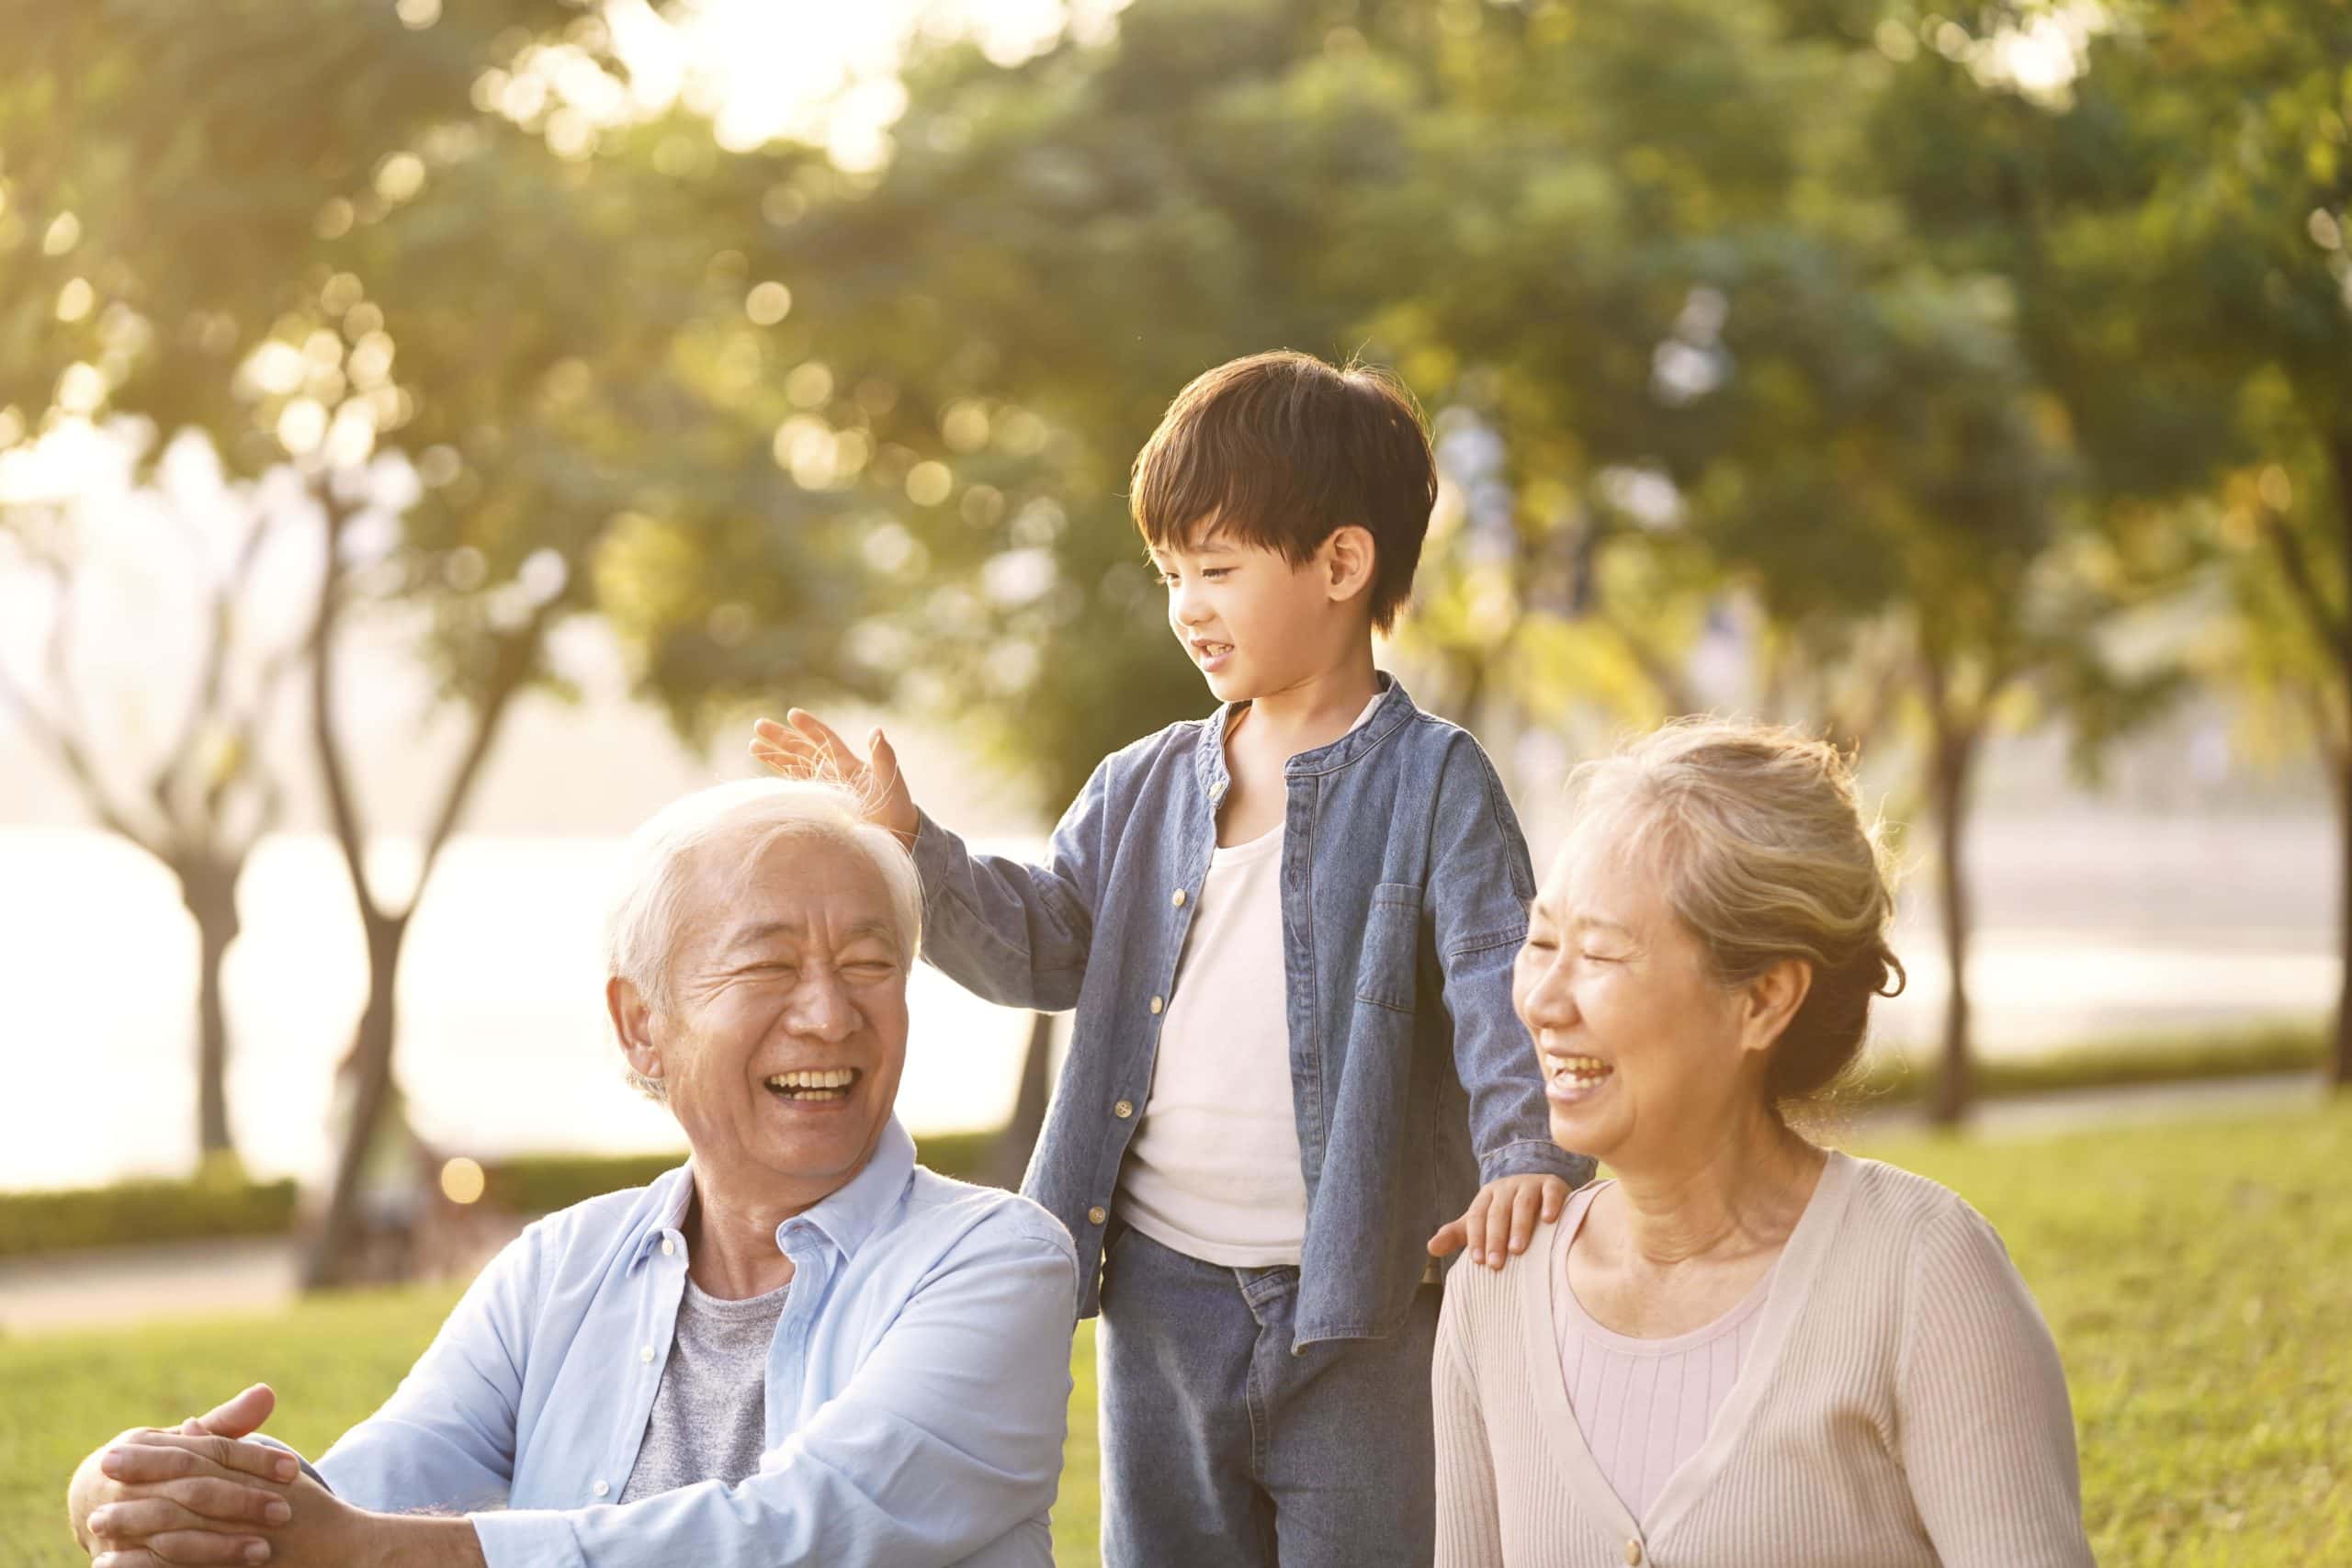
749;709;920;847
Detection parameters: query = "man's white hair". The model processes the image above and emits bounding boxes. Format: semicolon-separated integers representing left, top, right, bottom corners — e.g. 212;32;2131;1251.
605;776;922;1102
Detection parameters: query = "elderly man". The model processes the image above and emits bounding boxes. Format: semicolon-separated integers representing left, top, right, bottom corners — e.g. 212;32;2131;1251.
66;778;1080;1567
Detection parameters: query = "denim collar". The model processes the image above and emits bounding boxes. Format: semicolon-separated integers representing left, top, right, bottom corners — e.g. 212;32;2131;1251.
1191;671;1418;799
645;1114;918;1264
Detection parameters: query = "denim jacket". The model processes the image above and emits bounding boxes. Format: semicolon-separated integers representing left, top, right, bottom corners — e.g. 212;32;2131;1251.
911;673;1591;1348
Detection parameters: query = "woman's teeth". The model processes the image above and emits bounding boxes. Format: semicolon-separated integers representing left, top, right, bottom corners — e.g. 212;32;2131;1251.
1550;1055;1612;1088
766;1068;857;1101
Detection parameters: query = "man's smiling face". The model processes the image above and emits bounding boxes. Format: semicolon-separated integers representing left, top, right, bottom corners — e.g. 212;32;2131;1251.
647;829;910;1209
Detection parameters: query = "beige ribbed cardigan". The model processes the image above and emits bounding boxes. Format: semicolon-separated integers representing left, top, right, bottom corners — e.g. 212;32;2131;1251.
1434;1152;2096;1567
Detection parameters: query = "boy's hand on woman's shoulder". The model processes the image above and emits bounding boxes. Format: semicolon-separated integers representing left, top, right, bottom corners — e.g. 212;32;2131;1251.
1428;1174;1570;1270
749;709;921;847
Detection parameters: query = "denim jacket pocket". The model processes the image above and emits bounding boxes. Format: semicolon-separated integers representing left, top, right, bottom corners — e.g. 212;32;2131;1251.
1353;882;1424;1014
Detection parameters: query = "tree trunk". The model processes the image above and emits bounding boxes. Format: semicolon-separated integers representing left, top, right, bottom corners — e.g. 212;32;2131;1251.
178;857;243;1164
1925;720;1979;1127
301;914;411;1290
986;1011;1058;1190
2329;432;2352;1092
2334;763;2352;1089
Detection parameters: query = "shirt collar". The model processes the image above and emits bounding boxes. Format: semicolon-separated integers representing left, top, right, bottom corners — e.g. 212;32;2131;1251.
1192;670;1416;796
645;1115;918;1265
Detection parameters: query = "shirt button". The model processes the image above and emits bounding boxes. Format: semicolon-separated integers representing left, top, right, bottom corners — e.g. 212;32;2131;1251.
1624;1540;1643;1565
1149;995;1164;1014
1114;1099;1135;1119
639;1345;654;1364
1171;888;1186;907
593;1480;610;1498
661;1237;674;1257
1088;1205;1108;1224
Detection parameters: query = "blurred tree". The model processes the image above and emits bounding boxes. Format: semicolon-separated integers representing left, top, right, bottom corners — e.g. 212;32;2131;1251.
0;445;300;1168
1871;0;2352;1088
0;1;868;1276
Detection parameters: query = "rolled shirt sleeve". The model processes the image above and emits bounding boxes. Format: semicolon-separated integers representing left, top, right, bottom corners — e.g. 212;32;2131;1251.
1425;735;1592;1190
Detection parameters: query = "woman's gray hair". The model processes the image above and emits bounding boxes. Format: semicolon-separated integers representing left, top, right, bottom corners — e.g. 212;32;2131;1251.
1566;717;1905;1108
605;776;922;1102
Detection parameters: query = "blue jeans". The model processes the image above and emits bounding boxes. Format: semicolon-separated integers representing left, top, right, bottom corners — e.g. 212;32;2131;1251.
1098;1225;1439;1568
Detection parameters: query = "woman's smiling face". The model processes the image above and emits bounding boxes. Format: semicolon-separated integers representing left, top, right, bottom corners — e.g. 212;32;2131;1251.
1514;823;1757;1168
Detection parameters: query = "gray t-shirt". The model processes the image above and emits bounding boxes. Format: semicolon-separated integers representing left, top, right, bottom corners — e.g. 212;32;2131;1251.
616;1274;788;1502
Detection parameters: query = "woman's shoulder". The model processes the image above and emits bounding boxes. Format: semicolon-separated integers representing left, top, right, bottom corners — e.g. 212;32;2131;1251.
1827;1152;2024;1290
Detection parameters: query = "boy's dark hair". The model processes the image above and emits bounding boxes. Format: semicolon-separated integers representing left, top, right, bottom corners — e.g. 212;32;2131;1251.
1129;350;1438;632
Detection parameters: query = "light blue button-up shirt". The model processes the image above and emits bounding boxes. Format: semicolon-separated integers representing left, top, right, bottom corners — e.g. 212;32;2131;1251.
304;1119;1079;1567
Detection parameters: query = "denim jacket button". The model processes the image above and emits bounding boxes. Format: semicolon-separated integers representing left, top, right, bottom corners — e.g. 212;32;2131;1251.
1113;1099;1135;1119
1088;1205;1108;1225
1170;888;1186;907
1148;996;1164;1014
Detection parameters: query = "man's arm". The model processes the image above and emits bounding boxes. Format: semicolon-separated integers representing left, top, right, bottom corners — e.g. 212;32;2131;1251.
469;1215;1080;1568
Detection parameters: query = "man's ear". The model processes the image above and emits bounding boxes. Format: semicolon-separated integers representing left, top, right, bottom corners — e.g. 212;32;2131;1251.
1321;524;1378;606
608;976;664;1086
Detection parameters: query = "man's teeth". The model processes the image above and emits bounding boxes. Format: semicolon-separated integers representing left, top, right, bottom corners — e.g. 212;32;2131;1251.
766;1068;857;1098
1550;1055;1612;1085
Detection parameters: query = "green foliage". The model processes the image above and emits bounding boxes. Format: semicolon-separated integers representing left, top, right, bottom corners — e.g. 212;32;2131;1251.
1849;1023;2326;1106
0;1176;296;1260
5;1109;2346;1566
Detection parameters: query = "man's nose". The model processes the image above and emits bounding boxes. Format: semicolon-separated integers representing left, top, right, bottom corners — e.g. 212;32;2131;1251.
784;970;859;1043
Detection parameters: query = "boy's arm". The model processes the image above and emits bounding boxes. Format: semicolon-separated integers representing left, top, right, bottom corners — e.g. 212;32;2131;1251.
751;711;1109;1012
1427;738;1594;1190
907;755;1113;1012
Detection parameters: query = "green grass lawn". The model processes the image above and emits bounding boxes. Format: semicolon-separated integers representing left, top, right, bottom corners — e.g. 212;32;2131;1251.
5;1104;2346;1566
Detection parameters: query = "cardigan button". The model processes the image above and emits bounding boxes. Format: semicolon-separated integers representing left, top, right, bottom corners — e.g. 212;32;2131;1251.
1624;1540;1643;1565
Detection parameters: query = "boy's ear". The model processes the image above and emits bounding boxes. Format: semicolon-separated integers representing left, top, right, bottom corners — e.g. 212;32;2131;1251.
1321;525;1378;606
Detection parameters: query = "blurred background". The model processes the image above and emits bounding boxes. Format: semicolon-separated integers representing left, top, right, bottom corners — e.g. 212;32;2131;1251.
2;1;2346;1562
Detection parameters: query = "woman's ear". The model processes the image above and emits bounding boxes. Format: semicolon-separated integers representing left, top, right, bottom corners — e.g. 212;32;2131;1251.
608;976;663;1084
1321;525;1378;605
1739;957;1814;1057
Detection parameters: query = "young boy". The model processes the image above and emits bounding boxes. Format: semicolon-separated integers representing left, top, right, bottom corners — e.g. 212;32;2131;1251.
752;351;1589;1567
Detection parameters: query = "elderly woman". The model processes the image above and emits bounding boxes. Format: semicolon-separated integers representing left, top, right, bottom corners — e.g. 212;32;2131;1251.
67;778;1080;1568
1435;721;2093;1568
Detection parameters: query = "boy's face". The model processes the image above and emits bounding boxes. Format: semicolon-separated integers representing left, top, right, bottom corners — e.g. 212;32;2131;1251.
1150;522;1346;703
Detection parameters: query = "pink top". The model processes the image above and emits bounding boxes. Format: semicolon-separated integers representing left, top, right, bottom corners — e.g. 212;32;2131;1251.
1551;1181;1776;1523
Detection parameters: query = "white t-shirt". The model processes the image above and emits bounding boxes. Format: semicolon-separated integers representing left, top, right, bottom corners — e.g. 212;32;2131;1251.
1115;691;1383;1269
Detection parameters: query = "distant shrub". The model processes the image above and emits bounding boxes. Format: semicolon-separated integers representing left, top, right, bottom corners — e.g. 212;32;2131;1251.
0;1176;298;1259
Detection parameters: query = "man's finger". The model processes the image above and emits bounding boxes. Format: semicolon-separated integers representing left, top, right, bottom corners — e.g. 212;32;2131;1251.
102;1437;295;1487
162;1476;293;1529
185;1383;276;1441
94;1551;171;1568
146;1529;270;1566
91;1496;210;1544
